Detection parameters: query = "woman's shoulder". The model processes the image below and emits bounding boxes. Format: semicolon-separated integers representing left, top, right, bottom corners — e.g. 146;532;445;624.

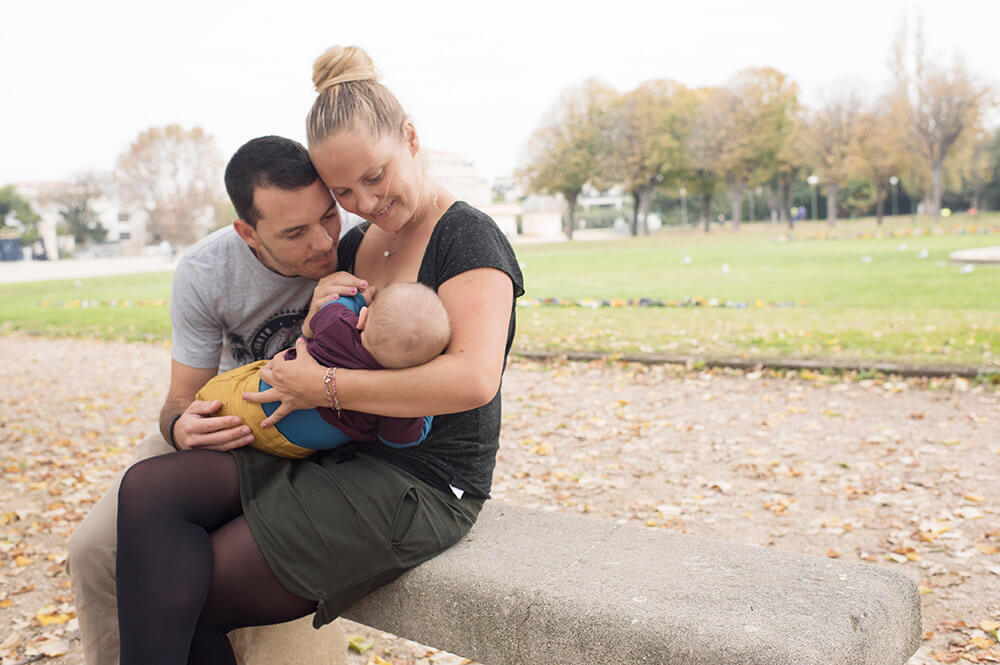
432;201;510;250
423;202;524;295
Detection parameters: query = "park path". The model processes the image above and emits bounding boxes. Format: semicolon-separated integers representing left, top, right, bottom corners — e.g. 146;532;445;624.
0;335;998;665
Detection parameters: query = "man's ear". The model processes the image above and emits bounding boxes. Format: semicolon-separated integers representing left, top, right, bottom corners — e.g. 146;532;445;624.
233;219;261;249
403;120;420;156
356;306;369;331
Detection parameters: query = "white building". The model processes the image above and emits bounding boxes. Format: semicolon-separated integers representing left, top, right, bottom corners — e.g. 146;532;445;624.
426;150;492;208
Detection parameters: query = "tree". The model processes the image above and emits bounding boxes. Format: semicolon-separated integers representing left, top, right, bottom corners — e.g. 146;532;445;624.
853;98;908;224
115;125;224;245
0;185;41;242
803;90;862;226
719;68;799;229
606;80;697;235
890;17;991;218
520;80;618;240
685;87;729;232
55;172;110;245
769;112;810;228
958;128;996;213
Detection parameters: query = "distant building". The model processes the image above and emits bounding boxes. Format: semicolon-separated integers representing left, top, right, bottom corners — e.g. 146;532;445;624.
426;150;492;207
13;180;150;257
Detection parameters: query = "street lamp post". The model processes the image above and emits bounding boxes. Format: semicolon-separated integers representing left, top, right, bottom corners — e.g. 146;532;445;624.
807;175;820;221
889;176;899;217
679;187;688;227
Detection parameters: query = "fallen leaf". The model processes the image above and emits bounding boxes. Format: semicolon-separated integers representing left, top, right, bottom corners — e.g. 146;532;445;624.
347;635;373;654
971;636;995;649
978;544;999;555
35;606;72;626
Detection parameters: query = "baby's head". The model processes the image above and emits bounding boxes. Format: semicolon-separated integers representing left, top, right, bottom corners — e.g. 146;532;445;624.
358;283;450;369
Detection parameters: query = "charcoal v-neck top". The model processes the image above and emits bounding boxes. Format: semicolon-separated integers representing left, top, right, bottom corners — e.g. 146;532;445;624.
337;201;524;499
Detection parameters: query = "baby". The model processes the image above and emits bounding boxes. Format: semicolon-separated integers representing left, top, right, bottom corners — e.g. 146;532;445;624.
195;282;450;459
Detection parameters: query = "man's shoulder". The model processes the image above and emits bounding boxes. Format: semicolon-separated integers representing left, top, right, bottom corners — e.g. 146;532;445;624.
178;226;246;270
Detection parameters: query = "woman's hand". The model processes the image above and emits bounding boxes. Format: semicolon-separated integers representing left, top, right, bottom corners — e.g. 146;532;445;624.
302;271;368;338
243;337;329;428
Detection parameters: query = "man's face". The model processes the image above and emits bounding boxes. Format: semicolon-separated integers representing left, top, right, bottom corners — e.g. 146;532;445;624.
235;180;341;280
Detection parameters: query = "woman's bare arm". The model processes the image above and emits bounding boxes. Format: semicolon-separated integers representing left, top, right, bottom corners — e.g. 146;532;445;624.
245;267;514;426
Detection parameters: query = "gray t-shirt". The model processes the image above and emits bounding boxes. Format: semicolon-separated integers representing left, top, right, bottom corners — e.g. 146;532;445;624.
170;226;316;372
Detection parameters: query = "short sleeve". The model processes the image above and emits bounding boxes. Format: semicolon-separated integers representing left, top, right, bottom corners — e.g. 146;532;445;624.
170;263;223;369
421;203;525;297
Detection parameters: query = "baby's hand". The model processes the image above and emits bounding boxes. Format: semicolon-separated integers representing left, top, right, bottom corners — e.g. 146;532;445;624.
360;284;378;306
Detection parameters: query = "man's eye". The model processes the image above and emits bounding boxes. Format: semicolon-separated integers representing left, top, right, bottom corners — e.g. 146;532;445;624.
287;230;304;239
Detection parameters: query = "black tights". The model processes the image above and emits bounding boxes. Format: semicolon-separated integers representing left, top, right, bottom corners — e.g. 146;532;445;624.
116;450;317;665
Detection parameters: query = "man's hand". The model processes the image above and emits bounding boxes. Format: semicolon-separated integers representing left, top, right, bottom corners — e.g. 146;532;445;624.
302;271;368;338
172;400;255;451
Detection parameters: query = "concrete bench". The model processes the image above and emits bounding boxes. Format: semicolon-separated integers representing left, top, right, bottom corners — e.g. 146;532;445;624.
341;502;922;665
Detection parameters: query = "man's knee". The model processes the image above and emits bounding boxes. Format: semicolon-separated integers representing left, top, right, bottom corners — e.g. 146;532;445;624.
67;430;173;580
67;489;117;583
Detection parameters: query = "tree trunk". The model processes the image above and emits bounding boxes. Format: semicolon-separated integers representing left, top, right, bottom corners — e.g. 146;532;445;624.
930;160;944;219
726;174;745;230
875;183;885;226
825;183;838;227
702;193;712;232
630;191;640;236
563;189;579;240
637;186;652;235
781;181;794;229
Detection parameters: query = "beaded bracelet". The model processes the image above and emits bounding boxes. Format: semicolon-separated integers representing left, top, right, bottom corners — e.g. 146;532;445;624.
323;366;342;418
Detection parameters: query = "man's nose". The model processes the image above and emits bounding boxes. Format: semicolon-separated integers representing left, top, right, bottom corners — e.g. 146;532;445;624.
308;224;334;251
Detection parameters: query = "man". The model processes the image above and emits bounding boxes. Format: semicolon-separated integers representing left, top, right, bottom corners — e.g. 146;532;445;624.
67;136;364;665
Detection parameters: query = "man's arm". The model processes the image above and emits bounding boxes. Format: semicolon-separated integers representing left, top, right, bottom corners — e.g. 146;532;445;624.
159;360;254;451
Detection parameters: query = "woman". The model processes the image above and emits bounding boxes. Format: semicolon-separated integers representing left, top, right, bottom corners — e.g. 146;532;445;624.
115;45;523;665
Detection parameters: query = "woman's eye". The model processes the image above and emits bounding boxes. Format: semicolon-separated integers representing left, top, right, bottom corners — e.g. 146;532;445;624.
367;171;384;184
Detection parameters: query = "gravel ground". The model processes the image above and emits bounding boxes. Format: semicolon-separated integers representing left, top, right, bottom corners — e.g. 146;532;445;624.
1;335;998;665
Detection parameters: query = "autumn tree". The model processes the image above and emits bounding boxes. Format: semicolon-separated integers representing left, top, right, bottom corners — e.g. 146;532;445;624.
718;68;799;229
890;18;991;218
521;79;617;240
853;98;908;225
685;87;729;232
115;125;224;245
606;80;697;235
960;129;997;213
54;172;110;244
0;185;41;242
769;111;810;228
803;90;862;225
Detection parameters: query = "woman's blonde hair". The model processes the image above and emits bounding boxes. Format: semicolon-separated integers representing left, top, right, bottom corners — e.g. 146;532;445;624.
306;46;408;146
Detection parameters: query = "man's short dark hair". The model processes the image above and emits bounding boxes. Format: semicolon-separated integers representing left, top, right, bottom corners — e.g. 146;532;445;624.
224;136;320;227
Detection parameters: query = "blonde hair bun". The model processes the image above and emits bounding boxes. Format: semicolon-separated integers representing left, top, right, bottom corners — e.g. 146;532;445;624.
312;45;380;93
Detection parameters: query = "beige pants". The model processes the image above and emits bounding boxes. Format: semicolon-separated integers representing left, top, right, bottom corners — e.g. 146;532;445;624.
67;431;345;665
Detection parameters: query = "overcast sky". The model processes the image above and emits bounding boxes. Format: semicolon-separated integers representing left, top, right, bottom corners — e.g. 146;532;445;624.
1;0;996;187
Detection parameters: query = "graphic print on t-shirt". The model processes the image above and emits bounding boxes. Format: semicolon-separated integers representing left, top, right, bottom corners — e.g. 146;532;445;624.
228;307;308;364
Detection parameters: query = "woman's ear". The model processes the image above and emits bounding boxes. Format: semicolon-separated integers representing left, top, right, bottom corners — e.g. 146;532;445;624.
403;120;420;156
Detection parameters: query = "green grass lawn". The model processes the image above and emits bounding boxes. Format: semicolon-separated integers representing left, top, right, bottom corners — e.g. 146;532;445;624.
1;214;998;367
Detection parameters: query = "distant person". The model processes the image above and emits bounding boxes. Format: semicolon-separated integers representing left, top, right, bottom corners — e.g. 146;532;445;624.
196;282;450;459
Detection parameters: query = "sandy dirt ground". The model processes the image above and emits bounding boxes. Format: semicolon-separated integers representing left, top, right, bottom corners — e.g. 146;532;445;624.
1;335;998;665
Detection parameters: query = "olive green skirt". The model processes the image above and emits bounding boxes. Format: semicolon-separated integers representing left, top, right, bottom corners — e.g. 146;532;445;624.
232;447;483;627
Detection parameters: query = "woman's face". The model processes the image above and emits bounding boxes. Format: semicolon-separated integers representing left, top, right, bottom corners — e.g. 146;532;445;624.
310;125;423;233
